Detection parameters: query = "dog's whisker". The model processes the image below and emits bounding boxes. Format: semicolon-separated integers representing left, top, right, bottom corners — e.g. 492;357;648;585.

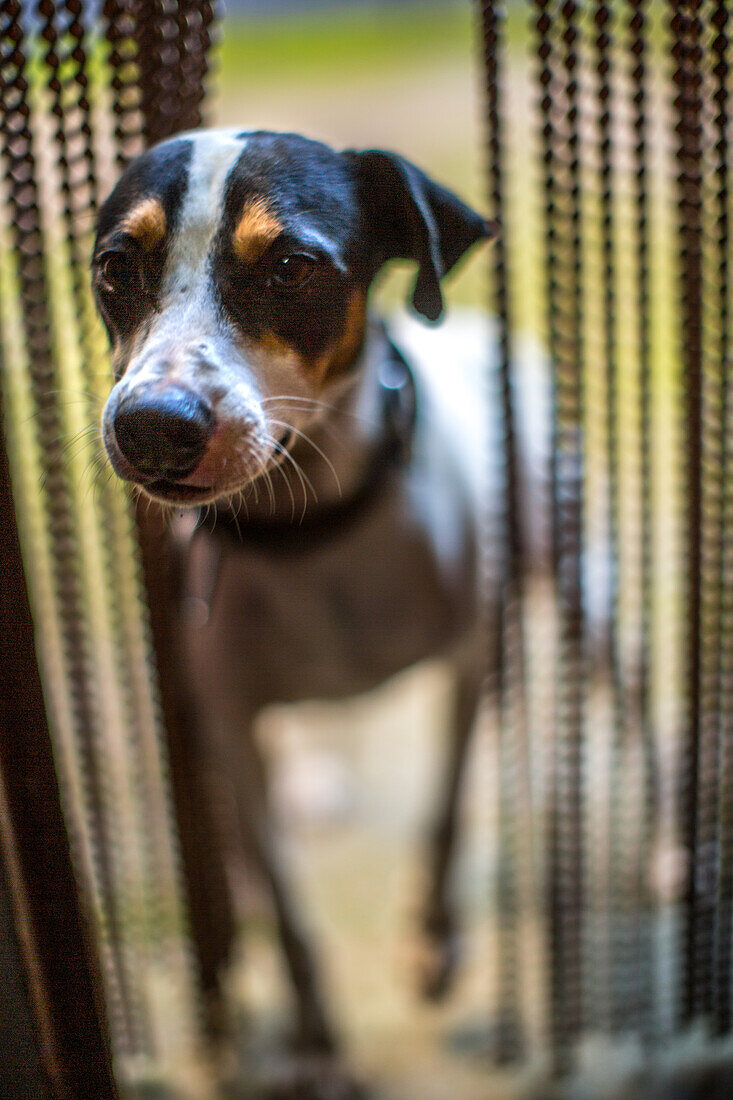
261;394;362;416
27;388;106;410
277;445;317;523
265;431;312;519
255;457;276;514
234;449;259;507
22;401;104;429
262;396;370;426
126;479;142;511
230;496;243;541
273;458;297;523
266;429;316;498
259;440;296;519
273;453;296;519
92;465;112;508
260;394;337;411
62;423;103;458
78;449;109;504
268;420;342;499
70;421;103;440
28;422;101;451
246;442;277;513
230;488;246;525
45;388;106;406
264;467;276;515
64;438;99;467
266;409;351;447
88;466;111;508
78;464;96;505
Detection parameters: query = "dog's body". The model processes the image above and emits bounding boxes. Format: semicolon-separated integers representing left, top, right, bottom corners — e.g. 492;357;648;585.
189;316;484;709
94;128;503;1080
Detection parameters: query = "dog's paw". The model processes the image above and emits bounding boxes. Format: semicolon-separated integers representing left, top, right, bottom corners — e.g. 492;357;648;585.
259;1054;368;1100
202;981;236;1046
413;907;461;1003
291;1000;339;1057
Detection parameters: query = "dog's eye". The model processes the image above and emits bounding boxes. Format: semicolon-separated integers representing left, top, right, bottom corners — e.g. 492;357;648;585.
269;254;317;289
98;250;136;293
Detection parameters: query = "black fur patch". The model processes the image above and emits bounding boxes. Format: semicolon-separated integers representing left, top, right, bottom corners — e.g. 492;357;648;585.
92;138;193;344
213;134;371;369
92;131;489;371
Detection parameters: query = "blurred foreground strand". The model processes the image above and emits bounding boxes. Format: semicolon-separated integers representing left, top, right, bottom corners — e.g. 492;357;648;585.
1;0;218;1092
483;0;733;1082
481;0;528;1066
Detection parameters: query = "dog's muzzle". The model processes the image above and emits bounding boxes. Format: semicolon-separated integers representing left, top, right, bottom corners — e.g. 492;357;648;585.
112;383;214;481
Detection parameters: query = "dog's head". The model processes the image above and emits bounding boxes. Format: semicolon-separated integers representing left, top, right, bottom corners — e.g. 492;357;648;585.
93;129;491;506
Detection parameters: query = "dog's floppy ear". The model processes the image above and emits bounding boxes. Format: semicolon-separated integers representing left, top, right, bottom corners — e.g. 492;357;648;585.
348;149;496;322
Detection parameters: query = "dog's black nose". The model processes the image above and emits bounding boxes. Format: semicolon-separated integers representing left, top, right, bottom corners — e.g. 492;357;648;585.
113;385;214;480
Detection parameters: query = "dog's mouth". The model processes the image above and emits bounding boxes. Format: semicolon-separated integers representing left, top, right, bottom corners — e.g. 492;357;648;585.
144;478;217;504
133;429;294;506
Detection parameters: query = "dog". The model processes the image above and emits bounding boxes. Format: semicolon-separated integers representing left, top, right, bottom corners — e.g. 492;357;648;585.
93;128;504;1087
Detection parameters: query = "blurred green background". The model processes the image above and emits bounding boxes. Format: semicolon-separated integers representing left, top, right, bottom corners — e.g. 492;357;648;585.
211;1;497;316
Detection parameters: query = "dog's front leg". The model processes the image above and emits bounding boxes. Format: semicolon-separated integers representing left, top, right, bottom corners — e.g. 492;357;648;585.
231;722;372;1098
418;661;483;1002
230;716;339;1056
189;672;364;1094
184;541;341;1060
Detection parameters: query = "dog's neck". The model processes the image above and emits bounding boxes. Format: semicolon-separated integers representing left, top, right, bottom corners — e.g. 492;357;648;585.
239;319;393;524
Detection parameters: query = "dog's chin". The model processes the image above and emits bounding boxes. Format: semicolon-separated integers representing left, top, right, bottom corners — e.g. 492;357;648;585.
134;473;264;509
105;429;293;508
131;453;290;508
137;478;223;507
155;434;296;506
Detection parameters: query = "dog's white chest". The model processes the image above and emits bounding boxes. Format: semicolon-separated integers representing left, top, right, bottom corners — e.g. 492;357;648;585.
183;310;539;714
198;472;476;709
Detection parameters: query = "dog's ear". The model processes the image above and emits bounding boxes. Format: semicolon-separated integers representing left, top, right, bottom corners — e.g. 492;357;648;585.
347;149;496;322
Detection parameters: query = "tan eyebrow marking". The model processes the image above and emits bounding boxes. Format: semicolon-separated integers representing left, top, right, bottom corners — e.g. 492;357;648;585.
318;288;367;382
124;197;167;249
256;289;367;386
232;197;282;262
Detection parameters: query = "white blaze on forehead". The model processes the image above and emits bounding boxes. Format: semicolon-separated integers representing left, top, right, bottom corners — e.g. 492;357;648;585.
163;130;248;296
111;131;268;414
